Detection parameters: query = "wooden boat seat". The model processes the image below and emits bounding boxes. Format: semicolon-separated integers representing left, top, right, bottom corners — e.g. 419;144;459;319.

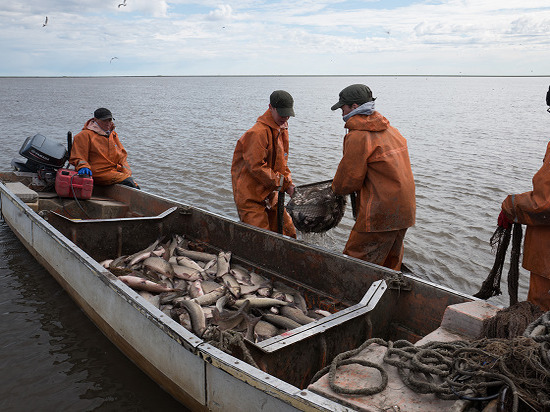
4;182;39;211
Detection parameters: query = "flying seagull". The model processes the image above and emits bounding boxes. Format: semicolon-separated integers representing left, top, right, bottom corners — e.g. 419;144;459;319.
110;57;119;63
43;16;48;27
118;0;127;7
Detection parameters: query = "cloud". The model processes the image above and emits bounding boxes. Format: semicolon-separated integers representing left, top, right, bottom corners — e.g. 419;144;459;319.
1;0;550;76
205;4;233;21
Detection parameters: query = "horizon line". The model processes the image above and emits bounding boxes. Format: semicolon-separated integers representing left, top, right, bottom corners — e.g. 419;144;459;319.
1;74;550;79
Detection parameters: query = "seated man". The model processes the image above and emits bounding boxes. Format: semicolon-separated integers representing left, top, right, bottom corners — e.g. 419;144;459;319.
69;108;139;188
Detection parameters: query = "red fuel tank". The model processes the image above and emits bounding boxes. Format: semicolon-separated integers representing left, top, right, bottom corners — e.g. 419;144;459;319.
55;169;93;200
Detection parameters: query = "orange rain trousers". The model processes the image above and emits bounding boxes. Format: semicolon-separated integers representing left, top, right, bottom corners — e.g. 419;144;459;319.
69;119;132;186
343;228;407;271
527;273;550;311
502;141;550;310
332;111;415;266
231;109;296;238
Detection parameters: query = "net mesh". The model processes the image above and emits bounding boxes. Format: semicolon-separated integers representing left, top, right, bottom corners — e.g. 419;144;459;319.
286;180;347;233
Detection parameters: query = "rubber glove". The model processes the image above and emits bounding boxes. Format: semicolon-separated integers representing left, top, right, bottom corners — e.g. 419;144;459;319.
78;167;92;176
497;210;513;229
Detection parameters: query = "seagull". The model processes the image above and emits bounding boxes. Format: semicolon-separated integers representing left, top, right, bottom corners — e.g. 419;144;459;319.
110;57;119;63
43;16;48;27
118;0;127;7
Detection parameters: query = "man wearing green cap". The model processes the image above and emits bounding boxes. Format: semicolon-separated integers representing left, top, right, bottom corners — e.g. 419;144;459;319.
231;90;297;238
331;84;416;270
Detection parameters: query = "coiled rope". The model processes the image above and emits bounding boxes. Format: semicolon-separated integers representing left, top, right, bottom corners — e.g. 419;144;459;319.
310;311;550;412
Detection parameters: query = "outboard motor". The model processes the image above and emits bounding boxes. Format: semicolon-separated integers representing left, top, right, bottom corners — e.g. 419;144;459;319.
12;133;69;187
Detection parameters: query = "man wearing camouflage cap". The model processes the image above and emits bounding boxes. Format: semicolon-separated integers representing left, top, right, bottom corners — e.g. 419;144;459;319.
231;90;297;238
331;84;416;270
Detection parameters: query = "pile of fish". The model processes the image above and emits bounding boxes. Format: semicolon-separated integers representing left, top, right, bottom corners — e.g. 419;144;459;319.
286;180;347;233
100;235;333;343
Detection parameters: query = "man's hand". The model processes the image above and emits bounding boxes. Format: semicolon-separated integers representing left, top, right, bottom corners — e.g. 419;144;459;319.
497;210;513;229
286;184;295;197
78;167;92;176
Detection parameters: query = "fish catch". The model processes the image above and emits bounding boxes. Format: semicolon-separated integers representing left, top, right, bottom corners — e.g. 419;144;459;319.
103;234;338;346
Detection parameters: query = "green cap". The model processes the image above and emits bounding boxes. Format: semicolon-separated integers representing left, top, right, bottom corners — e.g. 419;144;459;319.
331;84;374;111
270;90;295;117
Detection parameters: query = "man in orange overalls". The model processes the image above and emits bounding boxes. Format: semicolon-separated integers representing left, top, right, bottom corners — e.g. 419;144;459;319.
70;108;139;188
498;86;550;310
231;90;297;238
331;84;416;270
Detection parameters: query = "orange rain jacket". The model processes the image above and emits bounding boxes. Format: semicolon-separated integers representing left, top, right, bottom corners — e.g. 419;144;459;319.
332;111;416;233
502;141;550;278
69;119;132;186
231;109;296;237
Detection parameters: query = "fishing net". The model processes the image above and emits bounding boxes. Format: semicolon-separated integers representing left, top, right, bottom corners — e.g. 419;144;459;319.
286;180;347;233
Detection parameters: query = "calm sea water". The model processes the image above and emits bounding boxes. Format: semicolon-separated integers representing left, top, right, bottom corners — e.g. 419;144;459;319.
1;76;549;410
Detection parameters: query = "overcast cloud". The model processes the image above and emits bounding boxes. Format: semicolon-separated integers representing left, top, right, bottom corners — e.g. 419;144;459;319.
1;0;549;76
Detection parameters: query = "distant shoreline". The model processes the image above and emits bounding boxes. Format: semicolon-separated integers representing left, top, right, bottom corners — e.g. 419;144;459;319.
1;74;550;79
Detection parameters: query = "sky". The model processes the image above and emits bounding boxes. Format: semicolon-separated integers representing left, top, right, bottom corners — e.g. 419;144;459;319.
1;0;550;76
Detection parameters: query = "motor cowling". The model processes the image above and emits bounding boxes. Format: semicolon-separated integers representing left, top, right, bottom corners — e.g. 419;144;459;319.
17;133;68;170
11;133;70;188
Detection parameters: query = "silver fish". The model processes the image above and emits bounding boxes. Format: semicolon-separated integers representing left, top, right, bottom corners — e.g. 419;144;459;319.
178;299;206;337
193;286;226;306
229;267;252;285
171;264;201;281
216;251;231;278
254;320;280;342
215;294;231;313
262;313;301;330
233;297;289;308
222;272;241;298
119;275;177;293
127;238;160;266
202;280;223;294
176;247;217;262
143;256;175;279
176;256;205;274
138;290;160;308
188;279;204;299
280;305;315;325
249;271;270;287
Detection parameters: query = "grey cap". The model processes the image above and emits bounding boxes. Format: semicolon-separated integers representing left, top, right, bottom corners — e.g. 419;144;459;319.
331;84;375;111
94;108;114;120
270;90;295;117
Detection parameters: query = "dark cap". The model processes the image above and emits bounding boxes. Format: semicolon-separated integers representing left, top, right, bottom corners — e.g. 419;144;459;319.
94;108;114;120
331;84;375;111
270;90;295;117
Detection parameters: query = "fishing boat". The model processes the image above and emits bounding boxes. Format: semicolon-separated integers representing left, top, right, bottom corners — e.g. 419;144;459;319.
1;135;527;411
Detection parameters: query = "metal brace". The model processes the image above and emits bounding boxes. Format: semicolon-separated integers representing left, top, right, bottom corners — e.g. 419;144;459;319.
385;273;412;291
178;206;192;215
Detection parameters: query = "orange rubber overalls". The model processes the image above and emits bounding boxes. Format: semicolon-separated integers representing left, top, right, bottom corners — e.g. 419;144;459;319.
332;111;416;270
231;109;296;238
502;141;550;311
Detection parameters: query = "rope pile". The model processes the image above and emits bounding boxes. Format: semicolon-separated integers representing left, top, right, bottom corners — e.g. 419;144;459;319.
310;311;550;412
